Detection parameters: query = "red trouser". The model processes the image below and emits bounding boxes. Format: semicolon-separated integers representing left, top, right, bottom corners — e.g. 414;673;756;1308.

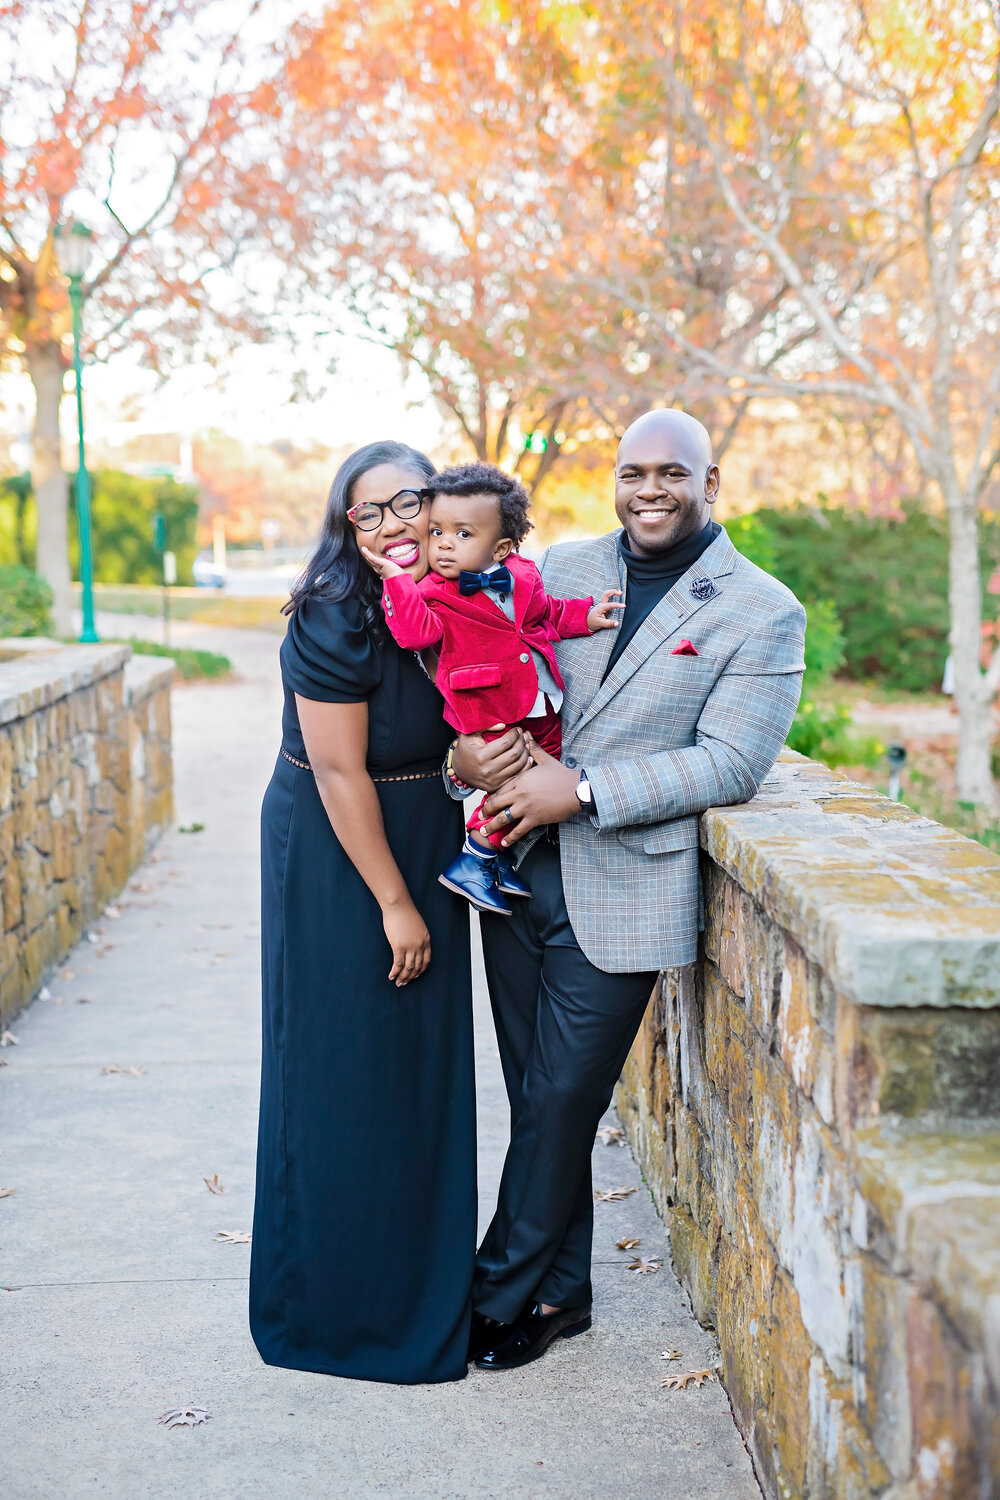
466;700;563;850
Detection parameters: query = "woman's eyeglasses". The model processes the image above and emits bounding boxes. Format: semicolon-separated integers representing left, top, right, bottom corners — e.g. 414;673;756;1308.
346;488;430;532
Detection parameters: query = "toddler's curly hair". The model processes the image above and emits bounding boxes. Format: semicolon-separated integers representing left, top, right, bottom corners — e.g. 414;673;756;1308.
427;462;533;548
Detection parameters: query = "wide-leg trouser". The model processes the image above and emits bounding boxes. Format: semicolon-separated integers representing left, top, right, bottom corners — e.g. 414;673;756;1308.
474;837;658;1323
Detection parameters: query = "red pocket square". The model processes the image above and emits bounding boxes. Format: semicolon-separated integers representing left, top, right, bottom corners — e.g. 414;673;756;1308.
671;640;699;656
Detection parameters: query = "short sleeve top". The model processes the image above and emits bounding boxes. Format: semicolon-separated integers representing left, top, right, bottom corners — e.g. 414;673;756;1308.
279;595;453;775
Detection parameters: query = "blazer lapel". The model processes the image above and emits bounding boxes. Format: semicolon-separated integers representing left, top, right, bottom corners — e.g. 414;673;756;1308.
557;536;624;735
571;526;738;735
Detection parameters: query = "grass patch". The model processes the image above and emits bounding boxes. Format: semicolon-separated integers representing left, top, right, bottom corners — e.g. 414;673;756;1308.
113;638;232;680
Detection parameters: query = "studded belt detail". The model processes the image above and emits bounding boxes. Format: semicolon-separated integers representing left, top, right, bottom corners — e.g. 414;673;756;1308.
280;747;438;783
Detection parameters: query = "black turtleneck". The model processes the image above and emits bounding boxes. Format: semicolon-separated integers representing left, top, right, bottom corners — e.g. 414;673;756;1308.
604;519;721;679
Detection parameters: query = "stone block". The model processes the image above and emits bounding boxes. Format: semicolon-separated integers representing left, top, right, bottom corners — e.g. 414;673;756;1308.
667;1204;718;1329
767;1269;813;1498
847;1252;914;1478
791;1108;851;1380
850;1005;1000;1125
0;731;14;813
751;1047;798;1267
905;1295;979;1497
779;937;836;1124
3;862;21;932
806;1354;892;1500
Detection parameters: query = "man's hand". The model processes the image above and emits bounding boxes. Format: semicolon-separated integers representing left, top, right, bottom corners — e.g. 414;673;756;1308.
479;737;582;847
587;588;625;632
452;727;531;792
360;545;404;580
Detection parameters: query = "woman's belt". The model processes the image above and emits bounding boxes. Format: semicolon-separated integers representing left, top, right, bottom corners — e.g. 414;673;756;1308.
279;747;440;783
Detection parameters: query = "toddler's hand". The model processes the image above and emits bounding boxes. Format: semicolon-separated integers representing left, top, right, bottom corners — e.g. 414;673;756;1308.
361;545;405;579
587;589;624;632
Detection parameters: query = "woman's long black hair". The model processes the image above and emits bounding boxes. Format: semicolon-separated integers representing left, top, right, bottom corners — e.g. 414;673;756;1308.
284;440;435;633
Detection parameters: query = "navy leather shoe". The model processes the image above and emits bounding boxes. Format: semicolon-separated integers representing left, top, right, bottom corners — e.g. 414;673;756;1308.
474;1302;592;1371
495;855;531;899
439;852;512;915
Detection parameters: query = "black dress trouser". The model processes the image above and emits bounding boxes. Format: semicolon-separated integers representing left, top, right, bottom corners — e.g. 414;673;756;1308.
474;837;658;1324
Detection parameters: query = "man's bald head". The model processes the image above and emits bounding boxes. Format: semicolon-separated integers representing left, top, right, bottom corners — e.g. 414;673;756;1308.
614;408;719;556
617;409;714;472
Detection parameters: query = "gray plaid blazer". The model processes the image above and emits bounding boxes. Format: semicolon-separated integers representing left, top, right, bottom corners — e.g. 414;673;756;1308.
531;525;806;973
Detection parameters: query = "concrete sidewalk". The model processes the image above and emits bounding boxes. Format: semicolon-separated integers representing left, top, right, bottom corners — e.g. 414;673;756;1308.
2;616;759;1499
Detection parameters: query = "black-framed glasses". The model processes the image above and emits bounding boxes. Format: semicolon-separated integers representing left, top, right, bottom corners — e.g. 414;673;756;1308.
346;488;430;532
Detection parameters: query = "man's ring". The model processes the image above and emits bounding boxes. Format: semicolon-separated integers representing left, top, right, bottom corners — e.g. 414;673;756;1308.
504;807;515;825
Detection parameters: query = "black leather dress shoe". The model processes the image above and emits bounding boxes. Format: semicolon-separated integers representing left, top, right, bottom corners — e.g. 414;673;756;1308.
468;1309;506;1362
474;1302;592;1371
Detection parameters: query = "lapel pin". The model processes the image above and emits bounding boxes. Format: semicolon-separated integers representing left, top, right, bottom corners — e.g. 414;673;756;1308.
690;577;716;601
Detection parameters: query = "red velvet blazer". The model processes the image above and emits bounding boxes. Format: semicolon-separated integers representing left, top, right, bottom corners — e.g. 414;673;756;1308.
380;554;594;733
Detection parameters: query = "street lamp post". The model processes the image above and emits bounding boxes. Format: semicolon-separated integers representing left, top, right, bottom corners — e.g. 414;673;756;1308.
53;220;98;644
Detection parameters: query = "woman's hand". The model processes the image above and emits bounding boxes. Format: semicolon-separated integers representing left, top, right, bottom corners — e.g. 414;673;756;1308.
360;545;404;580
587;588;624;632
452;728;531;791
382;900;431;987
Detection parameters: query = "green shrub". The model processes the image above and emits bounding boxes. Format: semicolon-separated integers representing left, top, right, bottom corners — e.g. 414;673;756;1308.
0;469;199;586
748;499;1000;693
0;565;53;637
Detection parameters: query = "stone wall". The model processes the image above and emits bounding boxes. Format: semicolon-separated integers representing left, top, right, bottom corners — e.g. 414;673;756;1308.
0;639;173;1027
616;750;1000;1500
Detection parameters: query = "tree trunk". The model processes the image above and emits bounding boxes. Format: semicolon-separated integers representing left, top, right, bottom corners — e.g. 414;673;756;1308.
946;488;996;805
25;343;71;636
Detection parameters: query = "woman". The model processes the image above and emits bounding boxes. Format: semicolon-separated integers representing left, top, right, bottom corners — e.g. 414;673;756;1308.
250;440;478;1384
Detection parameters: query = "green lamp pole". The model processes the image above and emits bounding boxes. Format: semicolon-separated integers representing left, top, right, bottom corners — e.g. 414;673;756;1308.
53;220;98;644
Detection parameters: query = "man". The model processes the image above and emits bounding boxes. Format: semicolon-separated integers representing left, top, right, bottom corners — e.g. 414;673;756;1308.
451;408;806;1370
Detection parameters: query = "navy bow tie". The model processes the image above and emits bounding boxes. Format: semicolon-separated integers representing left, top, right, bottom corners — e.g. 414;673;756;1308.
458;564;513;597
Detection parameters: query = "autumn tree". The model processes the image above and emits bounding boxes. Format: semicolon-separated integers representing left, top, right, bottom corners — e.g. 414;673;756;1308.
588;0;1000;802
284;0;655;493
0;0;300;631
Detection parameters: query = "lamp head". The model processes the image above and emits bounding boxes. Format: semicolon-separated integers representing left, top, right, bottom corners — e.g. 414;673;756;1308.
53;220;94;281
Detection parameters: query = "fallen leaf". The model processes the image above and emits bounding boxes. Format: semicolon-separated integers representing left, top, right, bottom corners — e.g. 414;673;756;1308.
214;1229;251;1243
597;1126;627;1146
158;1406;211;1428
0;1031;19;1046
203;1174;225;1195
103;906;123;919
660;1349;684;1361
616;1236;641;1250
661;1368;717;1390
0;1057;7;1067
593;1185;638;1203
96;947;114;958
101;1064;147;1076
60;969;75;979
77;997;94;1004
178;822;205;834
628;1256;661;1274
132;882;154;894
0;1187;15;1198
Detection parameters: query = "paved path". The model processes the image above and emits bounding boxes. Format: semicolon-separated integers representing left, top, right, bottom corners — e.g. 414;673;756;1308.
2;616;758;1499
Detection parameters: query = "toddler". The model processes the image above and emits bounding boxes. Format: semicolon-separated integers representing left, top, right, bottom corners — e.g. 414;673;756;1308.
363;462;620;915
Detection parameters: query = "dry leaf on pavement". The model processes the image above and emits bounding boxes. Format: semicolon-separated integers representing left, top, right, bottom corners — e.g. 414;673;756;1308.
593;1185;638;1203
131;881;154;894
214;1230;251;1244
660;1349;683;1361
60;969;75;979
101;1065;147;1076
0;1031;19;1046
597;1126;627;1146
203;1174;225;1194
661;1369;717;1390
0;1186;15;1198
628;1256;661;1274
158;1406;211;1428
103;906;122;919
616;1236;641;1250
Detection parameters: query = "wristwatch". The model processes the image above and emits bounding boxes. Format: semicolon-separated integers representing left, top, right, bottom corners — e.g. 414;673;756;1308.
575;770;593;808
